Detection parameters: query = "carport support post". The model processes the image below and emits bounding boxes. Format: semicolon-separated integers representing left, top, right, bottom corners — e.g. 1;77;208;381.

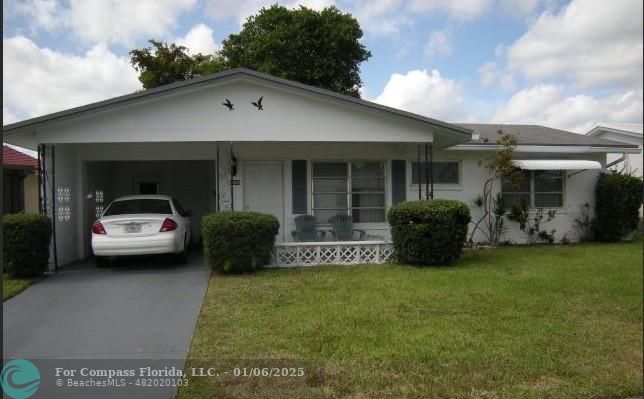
230;142;234;211
416;143;421;200
51;145;58;272
424;143;429;199
215;143;220;212
40;144;47;215
428;143;434;199
37;144;43;214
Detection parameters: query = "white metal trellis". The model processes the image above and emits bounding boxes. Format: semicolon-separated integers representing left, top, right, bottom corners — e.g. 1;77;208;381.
271;241;394;267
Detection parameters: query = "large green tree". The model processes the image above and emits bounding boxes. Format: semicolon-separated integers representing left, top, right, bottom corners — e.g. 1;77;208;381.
221;5;371;97
130;40;225;89
129;5;371;97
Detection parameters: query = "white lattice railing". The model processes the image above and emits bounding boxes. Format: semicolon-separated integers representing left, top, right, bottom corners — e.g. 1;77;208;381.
271;241;394;267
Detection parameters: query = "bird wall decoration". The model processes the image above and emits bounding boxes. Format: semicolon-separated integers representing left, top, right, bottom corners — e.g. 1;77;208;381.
251;96;263;111
222;98;234;111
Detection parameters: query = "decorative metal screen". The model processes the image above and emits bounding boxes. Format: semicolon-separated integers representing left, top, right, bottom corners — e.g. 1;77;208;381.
57;186;71;222
95;189;104;218
272;241;394;267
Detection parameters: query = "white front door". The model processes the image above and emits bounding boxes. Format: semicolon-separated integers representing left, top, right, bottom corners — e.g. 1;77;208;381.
243;162;284;241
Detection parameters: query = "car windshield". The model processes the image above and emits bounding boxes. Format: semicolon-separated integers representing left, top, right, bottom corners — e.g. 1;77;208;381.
104;199;172;216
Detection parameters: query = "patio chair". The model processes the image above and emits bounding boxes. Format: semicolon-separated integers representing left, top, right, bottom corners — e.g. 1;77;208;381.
328;214;366;241
291;215;325;241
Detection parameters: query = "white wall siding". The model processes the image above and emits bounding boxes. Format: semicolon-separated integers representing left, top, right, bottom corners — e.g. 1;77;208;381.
43;142;608;266
33;80;436;145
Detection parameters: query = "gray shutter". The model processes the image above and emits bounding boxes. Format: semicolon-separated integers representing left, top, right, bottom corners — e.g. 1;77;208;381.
292;160;307;214
391;160;406;205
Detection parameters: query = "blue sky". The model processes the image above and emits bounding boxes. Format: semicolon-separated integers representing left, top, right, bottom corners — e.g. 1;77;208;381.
3;0;642;133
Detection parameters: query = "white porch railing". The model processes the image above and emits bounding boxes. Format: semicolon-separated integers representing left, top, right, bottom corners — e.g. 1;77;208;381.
271;241;394;267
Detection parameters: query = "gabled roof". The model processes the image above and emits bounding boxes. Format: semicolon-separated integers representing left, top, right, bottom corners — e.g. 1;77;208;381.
456;123;638;149
3;144;37;169
586;122;643;140
2;67;472;140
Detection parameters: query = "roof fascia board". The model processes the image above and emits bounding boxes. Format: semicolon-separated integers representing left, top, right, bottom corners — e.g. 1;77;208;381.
446;144;641;153
587;127;643;140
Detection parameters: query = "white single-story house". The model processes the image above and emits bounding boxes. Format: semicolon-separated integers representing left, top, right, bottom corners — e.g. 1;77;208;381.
2;68;639;268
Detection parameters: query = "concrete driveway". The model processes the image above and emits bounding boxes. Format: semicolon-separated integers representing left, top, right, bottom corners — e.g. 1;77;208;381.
2;252;210;399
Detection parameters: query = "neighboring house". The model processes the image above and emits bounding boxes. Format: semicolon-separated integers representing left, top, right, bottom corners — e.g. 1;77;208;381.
587;123;644;225
2;68;639;267
3;144;39;215
586;123;643;176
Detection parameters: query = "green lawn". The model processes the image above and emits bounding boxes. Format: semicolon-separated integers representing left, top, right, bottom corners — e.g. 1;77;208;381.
180;240;643;399
2;274;37;301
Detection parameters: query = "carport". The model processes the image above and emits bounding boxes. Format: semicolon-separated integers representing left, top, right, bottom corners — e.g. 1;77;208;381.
82;158;215;258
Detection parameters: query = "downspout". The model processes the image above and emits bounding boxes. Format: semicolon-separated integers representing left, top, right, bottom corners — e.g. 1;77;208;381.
567;153;626;178
605;153;627;169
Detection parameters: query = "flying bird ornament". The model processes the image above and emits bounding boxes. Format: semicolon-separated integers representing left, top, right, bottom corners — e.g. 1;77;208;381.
251;96;264;111
222;98;234;111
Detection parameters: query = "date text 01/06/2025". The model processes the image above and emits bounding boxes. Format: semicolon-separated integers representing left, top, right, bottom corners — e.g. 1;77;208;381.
191;367;306;377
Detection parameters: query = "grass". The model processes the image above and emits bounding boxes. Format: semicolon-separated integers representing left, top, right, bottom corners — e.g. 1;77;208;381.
3;273;37;301
179;240;643;399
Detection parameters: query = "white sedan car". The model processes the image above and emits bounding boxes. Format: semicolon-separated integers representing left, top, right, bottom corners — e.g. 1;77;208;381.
91;195;191;266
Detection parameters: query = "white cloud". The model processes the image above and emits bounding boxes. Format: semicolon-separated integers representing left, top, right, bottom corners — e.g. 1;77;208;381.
478;61;515;90
175;24;219;55
506;0;643;88
205;0;335;24
498;0;542;15
424;29;452;57
9;0;65;31
408;0;493;21
492;84;643;132
8;0;198;46
375;69;467;121
3;36;141;120
69;0;198;45
3;106;19;125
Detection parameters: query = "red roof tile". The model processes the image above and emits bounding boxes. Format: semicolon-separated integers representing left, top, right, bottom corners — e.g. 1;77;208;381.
3;144;37;169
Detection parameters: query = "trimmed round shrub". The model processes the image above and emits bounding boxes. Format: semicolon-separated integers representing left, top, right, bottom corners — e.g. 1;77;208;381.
595;172;643;242
202;211;280;273
3;213;52;278
388;199;471;265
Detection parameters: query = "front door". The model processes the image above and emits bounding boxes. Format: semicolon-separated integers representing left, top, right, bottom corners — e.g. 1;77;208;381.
243;162;284;241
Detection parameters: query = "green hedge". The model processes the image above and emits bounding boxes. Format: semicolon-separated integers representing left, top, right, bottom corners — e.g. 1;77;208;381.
3;213;52;278
202;211;280;273
388;199;471;265
595;172;643;242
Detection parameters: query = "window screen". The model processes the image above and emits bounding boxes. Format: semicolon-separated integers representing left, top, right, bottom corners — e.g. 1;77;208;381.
411;161;459;184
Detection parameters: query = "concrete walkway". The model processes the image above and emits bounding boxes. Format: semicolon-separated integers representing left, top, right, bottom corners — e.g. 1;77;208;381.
3;252;210;399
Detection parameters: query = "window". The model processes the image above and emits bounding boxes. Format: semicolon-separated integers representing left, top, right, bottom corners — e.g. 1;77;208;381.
411;161;460;184
172;198;188;217
502;170;564;208
104;199;172;216
312;161;385;223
